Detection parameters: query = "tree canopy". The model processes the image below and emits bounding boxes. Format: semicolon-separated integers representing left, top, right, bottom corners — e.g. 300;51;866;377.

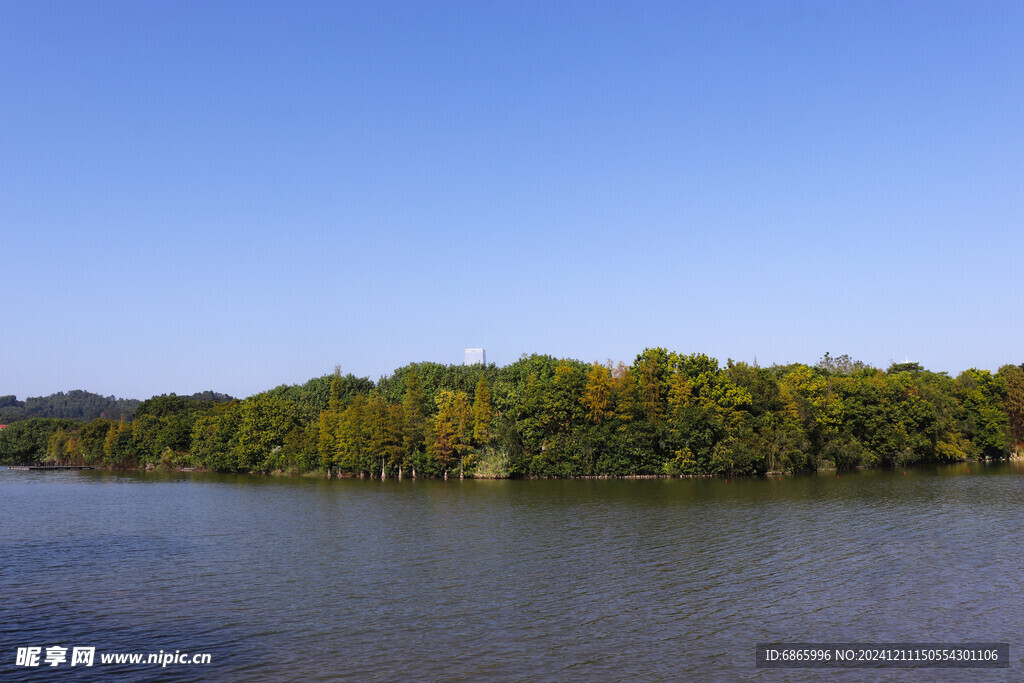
4;353;1021;477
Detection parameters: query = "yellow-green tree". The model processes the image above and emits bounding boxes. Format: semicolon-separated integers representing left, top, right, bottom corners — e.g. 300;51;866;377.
431;390;472;478
454;390;473;476
611;361;636;425
45;429;67;464
103;417;125;462
472;376;493;444
232;395;300;472
634;348;671;427
336;394;369;475
582;361;614;423
366;396;402;478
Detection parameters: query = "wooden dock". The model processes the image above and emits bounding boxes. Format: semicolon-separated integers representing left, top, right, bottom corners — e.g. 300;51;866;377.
6;465;96;470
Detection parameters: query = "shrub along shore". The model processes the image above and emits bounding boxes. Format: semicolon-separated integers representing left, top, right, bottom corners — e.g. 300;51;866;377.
2;351;1022;478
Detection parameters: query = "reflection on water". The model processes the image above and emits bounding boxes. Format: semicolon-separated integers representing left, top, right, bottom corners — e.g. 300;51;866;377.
2;463;1023;680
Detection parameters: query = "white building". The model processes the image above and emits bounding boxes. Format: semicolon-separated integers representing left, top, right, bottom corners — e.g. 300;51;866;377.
464;348;486;366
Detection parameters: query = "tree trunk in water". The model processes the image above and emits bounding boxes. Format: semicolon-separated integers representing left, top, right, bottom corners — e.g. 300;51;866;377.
381;457;386;480
397;466;402;481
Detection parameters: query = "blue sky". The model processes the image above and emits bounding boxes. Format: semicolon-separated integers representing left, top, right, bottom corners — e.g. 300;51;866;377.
2;1;1022;400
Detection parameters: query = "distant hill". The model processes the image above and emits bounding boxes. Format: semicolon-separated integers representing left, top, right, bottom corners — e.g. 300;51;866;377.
0;390;234;423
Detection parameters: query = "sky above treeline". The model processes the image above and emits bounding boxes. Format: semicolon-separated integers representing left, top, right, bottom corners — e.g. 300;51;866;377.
2;1;1022;400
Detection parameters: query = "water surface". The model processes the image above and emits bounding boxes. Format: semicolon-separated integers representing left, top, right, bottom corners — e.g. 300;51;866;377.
2;464;1022;680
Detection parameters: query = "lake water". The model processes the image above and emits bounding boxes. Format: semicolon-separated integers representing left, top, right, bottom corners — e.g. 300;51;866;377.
2;464;1023;680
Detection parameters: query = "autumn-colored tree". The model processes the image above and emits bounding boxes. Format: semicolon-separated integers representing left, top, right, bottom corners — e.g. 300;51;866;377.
430;390;459;478
45;429;67;464
103;418;123;461
453;391;473;477
635;348;670;426
430;390;472;478
610;361;635;424
666;371;693;417
582;361;614;423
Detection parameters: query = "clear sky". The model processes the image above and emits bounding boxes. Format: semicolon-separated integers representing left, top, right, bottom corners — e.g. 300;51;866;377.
2;1;1022;400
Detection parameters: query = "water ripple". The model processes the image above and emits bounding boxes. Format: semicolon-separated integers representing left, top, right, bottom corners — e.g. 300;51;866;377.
3;466;1024;679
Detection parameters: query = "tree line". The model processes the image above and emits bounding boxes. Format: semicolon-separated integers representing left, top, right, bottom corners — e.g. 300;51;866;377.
0;389;232;424
1;352;1022;477
0;390;141;423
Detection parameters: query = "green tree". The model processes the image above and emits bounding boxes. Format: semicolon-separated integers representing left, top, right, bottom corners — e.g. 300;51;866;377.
188;401;241;471
232;395;301;472
472;375;493;445
336;394;370;475
954;369;1010;459
319;409;337;477
402;370;427;477
999;365;1024;453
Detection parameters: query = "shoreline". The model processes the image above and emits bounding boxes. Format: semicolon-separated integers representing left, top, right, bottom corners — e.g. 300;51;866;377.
5;457;1010;481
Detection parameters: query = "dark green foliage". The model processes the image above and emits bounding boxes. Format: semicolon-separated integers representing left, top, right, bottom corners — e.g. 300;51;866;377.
0;391;139;423
265;373;372;412
1000;365;1024;452
953;369;1010;459
0;418;78;464
888;361;924;374
185;391;234;403
136;394;215;420
189;401;242;471
232;395;306;472
375;362;498;409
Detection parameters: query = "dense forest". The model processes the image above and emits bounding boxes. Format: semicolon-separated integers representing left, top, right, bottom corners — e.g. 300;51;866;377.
0;390;232;424
0;391;141;423
1;352;1022;478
